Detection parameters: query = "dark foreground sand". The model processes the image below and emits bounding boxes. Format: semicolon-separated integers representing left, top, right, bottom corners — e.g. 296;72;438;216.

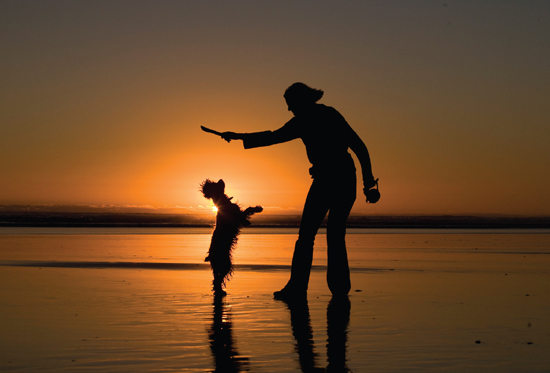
1;231;550;371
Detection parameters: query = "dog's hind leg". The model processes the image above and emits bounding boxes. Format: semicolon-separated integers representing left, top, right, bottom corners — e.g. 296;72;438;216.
212;273;227;297
211;259;230;296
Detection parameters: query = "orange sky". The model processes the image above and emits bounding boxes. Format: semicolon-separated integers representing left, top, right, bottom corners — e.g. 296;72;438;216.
1;1;549;216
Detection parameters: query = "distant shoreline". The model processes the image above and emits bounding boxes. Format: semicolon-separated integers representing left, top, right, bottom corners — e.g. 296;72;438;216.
1;212;549;229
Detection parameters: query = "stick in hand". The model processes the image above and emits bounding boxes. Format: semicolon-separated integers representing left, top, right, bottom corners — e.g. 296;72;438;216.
201;126;231;142
201;126;223;136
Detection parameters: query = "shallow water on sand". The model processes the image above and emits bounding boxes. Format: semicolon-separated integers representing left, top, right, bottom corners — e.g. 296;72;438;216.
1;228;550;372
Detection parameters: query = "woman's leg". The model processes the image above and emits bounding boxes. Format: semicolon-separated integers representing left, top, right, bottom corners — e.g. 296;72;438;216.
276;179;329;296
326;174;356;296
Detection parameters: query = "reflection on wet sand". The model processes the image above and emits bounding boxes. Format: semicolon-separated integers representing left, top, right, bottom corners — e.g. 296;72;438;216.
327;296;351;372
286;298;319;371
283;296;351;372
208;296;250;372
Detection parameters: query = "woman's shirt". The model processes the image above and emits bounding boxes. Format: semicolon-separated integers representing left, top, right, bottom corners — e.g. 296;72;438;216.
242;104;373;184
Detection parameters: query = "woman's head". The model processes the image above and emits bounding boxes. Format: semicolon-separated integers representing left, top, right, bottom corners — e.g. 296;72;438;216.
284;83;323;114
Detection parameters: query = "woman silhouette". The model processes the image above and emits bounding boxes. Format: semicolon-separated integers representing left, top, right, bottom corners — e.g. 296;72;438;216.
220;82;377;299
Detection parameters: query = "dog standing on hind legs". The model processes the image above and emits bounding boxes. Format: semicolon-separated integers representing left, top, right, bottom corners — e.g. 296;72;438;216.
201;179;263;296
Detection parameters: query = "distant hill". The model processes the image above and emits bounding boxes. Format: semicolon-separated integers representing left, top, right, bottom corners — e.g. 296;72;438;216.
0;211;549;229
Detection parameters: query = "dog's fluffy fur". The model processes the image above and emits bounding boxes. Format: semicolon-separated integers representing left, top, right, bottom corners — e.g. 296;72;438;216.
201;179;262;296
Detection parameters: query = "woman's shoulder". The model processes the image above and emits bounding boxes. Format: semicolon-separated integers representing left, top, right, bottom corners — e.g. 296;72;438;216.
316;104;341;115
315;104;346;122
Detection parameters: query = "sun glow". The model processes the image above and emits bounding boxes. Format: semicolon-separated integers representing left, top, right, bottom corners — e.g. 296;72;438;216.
212;205;218;213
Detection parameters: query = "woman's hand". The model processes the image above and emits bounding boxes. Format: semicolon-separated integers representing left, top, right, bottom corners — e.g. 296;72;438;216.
363;177;377;190
221;132;236;143
364;178;380;204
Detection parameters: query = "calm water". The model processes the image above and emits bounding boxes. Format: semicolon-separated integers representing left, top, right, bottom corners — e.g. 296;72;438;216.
1;228;550;372
1;227;549;269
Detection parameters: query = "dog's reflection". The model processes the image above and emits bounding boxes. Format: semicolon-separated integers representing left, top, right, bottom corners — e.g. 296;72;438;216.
208;296;250;372
284;296;351;372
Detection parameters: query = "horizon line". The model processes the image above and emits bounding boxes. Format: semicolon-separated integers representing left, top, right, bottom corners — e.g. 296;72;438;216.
0;204;549;218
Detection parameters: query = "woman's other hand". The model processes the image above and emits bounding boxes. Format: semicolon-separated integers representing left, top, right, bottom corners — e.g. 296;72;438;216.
363;178;380;204
363;177;377;190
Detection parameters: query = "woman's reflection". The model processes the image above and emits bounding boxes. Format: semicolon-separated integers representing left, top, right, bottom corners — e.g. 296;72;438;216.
208;296;250;372
283;296;351;372
327;296;351;372
285;298;320;372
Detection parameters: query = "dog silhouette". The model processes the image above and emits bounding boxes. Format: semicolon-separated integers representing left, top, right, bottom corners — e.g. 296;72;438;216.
200;179;263;296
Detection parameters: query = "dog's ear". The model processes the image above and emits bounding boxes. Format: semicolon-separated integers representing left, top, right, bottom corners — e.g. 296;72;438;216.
200;179;214;199
217;179;225;190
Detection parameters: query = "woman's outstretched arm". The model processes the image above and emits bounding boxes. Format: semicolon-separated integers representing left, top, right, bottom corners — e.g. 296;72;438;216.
221;122;298;149
220;131;241;142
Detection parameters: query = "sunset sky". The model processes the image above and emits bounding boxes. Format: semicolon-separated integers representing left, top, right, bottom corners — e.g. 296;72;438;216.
1;1;549;216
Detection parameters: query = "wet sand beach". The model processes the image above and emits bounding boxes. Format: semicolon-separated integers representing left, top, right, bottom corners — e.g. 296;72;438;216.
1;228;550;372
